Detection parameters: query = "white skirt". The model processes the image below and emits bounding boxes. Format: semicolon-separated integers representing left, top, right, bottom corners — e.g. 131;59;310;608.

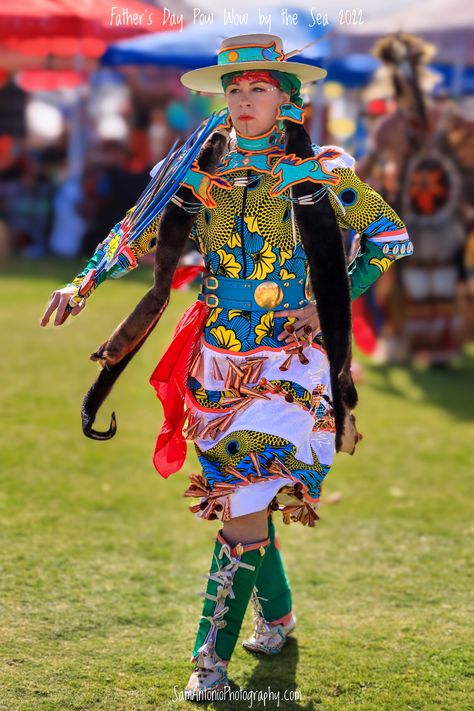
183;335;336;526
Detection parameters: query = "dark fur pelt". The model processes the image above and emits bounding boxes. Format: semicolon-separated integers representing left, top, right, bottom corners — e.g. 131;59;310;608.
81;131;229;440
284;120;358;453
82;331;157;440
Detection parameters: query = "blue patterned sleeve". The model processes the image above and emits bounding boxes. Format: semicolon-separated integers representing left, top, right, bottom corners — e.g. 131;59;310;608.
327;167;413;301
67;210;160;300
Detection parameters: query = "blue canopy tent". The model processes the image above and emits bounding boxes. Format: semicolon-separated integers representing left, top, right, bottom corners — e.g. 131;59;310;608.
101;19;403;91
101;0;474;95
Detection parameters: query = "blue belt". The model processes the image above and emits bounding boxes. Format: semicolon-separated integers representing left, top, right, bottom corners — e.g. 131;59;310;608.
198;273;311;311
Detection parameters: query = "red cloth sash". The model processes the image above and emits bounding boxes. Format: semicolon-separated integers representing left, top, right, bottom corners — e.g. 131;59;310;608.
149;299;209;478
352;297;377;355
171;264;205;289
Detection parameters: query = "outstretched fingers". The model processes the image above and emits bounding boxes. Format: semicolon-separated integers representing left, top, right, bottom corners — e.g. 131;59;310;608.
40;288;81;327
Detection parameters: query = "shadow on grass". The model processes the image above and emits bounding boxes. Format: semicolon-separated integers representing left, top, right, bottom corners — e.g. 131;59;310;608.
366;351;474;423
199;638;317;710
242;637;317;710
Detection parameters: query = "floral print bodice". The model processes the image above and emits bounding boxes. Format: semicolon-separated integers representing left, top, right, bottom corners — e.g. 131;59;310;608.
186;157;313;350
190;164;308;282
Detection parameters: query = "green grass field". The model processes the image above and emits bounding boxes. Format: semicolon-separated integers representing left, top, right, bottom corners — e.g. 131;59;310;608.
1;258;473;711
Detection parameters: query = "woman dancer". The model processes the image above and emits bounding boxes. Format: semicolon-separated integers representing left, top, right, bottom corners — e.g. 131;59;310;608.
41;34;413;700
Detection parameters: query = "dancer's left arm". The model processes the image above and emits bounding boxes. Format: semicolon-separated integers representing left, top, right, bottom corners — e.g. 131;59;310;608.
327;167;413;301
276;165;414;341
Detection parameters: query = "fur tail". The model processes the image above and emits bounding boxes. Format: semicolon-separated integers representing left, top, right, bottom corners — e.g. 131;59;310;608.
284;120;358;452
81;299;168;440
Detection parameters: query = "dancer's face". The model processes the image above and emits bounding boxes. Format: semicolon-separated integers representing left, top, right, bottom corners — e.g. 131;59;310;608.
225;78;290;137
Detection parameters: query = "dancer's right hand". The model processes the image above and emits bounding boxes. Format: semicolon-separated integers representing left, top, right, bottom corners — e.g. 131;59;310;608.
40;286;86;327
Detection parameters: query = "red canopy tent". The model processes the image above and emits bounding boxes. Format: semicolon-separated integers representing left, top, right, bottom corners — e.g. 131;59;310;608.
1;0;168;58
0;0;84;40
0;0;180;259
0;0;178;98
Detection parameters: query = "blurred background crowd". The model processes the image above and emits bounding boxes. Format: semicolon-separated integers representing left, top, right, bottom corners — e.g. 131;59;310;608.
0;0;473;367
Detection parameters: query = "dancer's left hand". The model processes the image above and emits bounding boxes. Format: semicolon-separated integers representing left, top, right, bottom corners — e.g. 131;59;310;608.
275;302;320;344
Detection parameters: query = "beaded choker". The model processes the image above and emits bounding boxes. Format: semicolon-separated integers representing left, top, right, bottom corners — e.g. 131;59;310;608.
235;125;284;153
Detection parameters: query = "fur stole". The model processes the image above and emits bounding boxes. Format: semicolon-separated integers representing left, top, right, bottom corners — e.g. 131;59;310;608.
283;121;358;453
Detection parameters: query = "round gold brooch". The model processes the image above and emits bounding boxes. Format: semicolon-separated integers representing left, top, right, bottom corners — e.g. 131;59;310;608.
254;281;284;309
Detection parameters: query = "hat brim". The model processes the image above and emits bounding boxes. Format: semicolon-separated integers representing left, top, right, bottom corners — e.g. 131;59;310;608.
180;61;327;93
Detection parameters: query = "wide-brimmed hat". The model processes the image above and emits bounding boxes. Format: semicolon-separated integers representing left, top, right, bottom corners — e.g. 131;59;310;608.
180;33;327;93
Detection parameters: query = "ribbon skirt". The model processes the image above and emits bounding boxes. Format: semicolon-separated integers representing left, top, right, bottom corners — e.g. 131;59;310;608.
150;299;337;526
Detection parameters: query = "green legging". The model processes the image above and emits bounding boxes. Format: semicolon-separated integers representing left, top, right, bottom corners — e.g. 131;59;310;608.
192;514;293;664
253;512;293;623
192;530;270;662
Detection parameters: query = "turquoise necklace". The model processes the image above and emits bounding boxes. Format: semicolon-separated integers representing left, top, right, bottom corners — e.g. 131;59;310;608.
234;124;284;153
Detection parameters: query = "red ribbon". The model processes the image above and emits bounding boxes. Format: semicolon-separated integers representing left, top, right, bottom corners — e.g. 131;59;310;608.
149;299;209;478
171;264;205;289
352;298;377;355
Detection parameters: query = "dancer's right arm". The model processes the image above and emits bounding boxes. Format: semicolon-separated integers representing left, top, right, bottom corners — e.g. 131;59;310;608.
40;208;164;327
41;128;227;328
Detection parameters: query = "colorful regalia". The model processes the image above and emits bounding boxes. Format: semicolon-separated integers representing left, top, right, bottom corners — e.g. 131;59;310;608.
63;33;413;698
69;120;411;526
